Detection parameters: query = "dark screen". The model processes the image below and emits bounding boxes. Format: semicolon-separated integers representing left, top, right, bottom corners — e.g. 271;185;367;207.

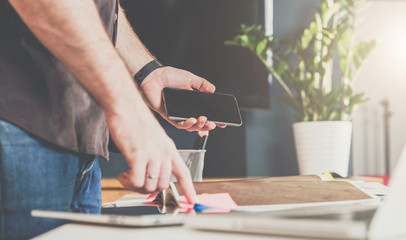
163;88;242;125
101;206;162;215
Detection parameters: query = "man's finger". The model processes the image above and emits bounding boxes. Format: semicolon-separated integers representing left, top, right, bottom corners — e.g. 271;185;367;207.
183;119;218;132
183;118;198;128
118;167;144;190
195;116;207;129
117;170;132;189
171;154;197;204
190;76;215;93
144;160;161;192
171;118;197;129
198;126;215;132
157;160;171;191
197;122;216;131
118;152;148;189
183;116;209;132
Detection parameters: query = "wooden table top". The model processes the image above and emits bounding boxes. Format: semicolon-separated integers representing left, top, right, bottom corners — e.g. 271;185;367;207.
101;176;384;204
100;178;242;204
101;179;135;204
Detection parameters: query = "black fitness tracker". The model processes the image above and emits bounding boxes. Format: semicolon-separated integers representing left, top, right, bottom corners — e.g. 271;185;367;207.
134;59;164;86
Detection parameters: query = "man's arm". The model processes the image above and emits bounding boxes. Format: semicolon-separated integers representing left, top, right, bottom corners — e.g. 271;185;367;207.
9;0;197;203
115;6;152;78
115;6;224;131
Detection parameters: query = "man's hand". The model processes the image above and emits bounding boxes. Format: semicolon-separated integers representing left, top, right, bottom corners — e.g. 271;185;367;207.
140;67;226;131
115;7;225;131
105;103;197;203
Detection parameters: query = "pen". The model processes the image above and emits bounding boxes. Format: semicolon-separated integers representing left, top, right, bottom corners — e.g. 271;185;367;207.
193;131;209;150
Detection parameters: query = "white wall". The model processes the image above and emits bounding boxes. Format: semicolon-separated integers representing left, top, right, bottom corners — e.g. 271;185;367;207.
353;1;406;175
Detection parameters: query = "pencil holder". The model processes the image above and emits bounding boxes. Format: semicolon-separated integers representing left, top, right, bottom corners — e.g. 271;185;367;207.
170;149;206;182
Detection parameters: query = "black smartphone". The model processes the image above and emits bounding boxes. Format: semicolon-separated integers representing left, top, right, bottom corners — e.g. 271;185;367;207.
163;87;242;127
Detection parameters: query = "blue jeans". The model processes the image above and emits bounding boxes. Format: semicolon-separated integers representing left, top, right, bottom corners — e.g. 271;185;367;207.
0;120;102;239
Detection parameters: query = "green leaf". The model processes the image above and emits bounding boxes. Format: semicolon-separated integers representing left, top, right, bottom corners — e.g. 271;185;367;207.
299;60;305;72
340;59;347;73
324;32;341;61
301;28;314;49
327;111;339;121
239;35;250;48
315;13;323;33
351;40;377;70
350;92;368;105
322;29;335;40
256;38;268;56
353;54;362;69
224;40;240;46
241;24;256;34
323;87;338;106
309;21;318;35
322;3;339;26
337;41;348;57
283;97;303;115
275;60;289;76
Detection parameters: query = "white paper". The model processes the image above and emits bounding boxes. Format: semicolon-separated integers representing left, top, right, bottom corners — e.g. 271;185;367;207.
102;194;149;208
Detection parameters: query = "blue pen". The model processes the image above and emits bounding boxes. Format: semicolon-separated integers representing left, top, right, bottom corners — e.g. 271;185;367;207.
193;203;214;212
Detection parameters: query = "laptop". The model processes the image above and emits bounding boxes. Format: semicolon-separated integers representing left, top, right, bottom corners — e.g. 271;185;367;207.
186;143;406;239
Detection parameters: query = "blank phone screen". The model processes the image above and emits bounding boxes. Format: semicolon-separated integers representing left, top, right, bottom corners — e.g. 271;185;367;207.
163;88;242;126
101;206;161;215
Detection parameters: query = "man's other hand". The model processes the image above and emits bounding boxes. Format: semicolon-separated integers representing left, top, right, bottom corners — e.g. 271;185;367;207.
140;67;226;131
106;107;198;204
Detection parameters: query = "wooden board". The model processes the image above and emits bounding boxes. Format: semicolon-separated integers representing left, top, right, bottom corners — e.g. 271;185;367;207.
176;179;372;206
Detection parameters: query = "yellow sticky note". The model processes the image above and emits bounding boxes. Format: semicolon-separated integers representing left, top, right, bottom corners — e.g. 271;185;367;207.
321;171;335;181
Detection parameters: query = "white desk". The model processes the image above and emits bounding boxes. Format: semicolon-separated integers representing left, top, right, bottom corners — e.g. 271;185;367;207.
35;223;301;240
36;179;301;240
38;178;385;240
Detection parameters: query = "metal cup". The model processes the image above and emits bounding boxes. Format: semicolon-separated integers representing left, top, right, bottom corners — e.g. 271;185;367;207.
170;150;206;182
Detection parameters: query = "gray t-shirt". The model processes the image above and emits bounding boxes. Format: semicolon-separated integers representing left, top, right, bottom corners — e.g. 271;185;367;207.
0;0;118;159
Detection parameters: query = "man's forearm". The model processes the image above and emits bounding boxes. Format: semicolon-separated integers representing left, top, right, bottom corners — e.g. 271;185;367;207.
116;6;154;77
9;0;151;116
9;0;199;201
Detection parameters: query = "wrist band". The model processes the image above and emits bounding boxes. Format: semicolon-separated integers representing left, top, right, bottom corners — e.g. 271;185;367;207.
134;59;164;86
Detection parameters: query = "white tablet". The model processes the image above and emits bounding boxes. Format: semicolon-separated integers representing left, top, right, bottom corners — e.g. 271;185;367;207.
32;206;185;227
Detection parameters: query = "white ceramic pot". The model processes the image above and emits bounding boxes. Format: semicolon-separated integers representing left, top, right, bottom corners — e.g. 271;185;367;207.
293;121;352;177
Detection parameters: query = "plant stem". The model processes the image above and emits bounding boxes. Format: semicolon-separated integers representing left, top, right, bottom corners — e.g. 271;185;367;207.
272;52;297;85
341;9;356;120
266;46;308;120
254;50;296;100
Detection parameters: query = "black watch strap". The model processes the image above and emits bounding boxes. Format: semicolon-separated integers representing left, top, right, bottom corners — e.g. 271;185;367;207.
134;59;164;86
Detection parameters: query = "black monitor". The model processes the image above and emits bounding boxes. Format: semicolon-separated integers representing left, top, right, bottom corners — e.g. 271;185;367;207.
121;0;270;109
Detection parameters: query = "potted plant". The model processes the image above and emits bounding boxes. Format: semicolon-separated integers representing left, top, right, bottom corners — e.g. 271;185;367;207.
225;0;376;176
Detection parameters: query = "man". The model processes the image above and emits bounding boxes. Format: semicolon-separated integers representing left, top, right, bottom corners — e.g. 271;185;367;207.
0;0;221;239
